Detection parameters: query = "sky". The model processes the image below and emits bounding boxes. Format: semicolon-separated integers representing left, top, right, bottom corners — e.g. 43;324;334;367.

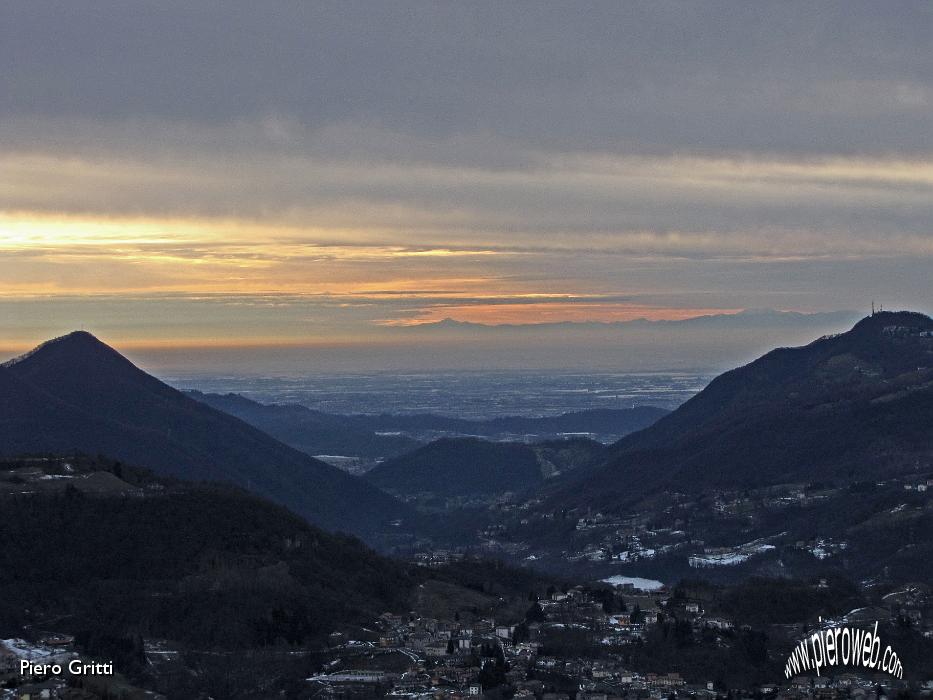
2;2;932;370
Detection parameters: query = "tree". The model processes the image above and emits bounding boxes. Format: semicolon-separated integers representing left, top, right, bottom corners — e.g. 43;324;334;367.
630;603;642;624
593;588;615;614
478;657;508;691
525;602;545;623
513;622;530;644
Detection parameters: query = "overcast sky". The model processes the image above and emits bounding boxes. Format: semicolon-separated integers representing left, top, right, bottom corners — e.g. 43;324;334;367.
1;2;931;367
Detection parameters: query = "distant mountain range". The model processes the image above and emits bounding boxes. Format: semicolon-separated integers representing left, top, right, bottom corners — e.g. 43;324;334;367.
0;331;411;541
187;392;669;458
364;308;869;373
547;311;933;512
397;309;862;333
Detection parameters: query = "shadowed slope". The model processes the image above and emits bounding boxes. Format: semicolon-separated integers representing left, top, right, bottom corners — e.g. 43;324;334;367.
548;312;933;511
0;332;413;540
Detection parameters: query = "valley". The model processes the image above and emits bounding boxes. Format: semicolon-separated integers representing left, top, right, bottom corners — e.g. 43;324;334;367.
2;312;933;698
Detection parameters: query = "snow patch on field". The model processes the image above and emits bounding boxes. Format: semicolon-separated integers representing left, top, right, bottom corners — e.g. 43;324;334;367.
601;575;665;591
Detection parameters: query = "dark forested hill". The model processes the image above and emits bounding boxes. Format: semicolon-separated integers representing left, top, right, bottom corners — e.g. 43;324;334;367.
0;454;568;696
548;311;933;512
0;455;412;651
366;438;542;498
366;437;606;499
0;332;412;540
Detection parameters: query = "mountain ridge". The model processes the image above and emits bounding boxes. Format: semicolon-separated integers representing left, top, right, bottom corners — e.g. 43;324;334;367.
396;309;861;331
544;311;933;512
0;331;414;541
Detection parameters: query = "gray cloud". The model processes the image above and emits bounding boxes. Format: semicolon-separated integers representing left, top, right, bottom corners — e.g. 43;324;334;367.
2;1;932;360
3;2;932;156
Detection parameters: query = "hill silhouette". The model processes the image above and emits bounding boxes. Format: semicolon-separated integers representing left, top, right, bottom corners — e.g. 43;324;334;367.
549;311;933;511
0;455;411;651
0;332;412;540
366;437;607;500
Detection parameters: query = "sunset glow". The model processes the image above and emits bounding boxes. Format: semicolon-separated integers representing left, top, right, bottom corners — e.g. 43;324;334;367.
2;3;931;359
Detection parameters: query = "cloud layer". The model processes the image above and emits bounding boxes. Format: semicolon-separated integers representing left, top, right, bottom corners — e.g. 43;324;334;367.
1;2;932;356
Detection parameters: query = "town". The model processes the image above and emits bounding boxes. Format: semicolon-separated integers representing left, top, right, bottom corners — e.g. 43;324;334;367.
303;578;933;700
400;474;933;588
5;571;932;699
